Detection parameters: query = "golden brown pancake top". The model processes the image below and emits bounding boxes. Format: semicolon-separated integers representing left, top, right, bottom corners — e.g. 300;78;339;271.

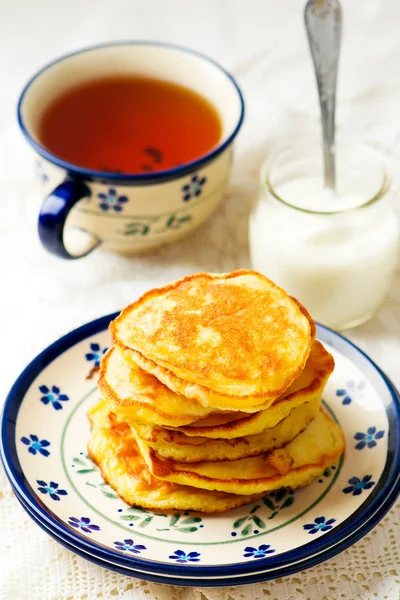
112;270;315;404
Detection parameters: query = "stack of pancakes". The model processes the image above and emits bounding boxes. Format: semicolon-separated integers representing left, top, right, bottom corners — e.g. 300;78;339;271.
88;271;345;513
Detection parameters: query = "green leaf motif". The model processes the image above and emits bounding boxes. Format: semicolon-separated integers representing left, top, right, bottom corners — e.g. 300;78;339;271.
274;489;287;503
101;489;118;499
124;223;150;236
280;496;295;510
233;516;248;529
139;516;153;528
153;513;201;532
231;488;297;532
76;468;96;474
167;215;190;229
252;516;266;529
73;457;86;465
181;517;202;525
169;514;180;527
262;497;275;511
120;515;140;522
127;507;148;514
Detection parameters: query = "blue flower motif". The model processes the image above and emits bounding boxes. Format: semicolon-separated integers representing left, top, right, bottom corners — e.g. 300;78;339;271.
168;550;201;564
243;544;275;559
336;380;366;405
303;516;336;534
98;188;128;212
182;174;207;202
20;435;50;457
68;517;100;534
39;385;69;410
37;480;67;501
114;539;146;554
354;427;385;450
85;343;108;367
342;475;375;496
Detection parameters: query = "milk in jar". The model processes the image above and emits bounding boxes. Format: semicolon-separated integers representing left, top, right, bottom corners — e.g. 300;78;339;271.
249;141;399;329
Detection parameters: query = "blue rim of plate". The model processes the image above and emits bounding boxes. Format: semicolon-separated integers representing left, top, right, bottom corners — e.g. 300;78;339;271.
10;473;400;586
1;313;400;580
17;41;245;184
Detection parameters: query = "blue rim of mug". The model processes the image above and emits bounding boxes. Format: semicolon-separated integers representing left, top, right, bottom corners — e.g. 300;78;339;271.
17;41;245;183
1;313;399;579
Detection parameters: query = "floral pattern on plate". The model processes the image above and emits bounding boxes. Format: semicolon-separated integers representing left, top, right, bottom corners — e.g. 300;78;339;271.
37;480;67;501
20;435;51;457
303;516;336;535
354;427;385;450
10;324;392;569
67;516;100;533
114;539;147;554
39;385;69;410
336;380;366;405
342;475;376;496
243;544;275;559
85;343;108;367
169;550;201;564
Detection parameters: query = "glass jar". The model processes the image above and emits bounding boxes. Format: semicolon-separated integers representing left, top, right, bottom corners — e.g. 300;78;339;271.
249;140;399;329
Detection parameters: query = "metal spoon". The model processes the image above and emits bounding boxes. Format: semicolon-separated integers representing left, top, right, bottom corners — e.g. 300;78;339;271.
305;0;342;190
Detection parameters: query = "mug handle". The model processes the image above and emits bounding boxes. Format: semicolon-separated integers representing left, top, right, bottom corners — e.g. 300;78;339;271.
38;179;100;259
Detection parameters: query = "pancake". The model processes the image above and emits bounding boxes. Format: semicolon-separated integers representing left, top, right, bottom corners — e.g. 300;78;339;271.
132;410;345;495
111;271;315;410
101;336;330;430
170;340;334;438
132;395;321;463
100;339;332;429
87;400;263;513
99;347;214;427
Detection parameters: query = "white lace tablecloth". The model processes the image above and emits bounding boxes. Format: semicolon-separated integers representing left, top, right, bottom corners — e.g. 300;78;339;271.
1;1;400;598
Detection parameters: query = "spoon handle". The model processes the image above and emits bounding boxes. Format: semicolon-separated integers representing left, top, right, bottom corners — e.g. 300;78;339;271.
305;0;342;190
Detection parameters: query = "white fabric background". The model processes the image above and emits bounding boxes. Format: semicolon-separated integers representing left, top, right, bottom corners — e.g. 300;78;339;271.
1;1;399;598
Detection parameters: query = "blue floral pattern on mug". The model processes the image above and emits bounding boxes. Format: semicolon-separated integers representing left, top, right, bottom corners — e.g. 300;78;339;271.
342;475;375;496
39;385;69;410
114;539;146;554
85;343;108;367
37;480;67;501
336;380;366;405
354;427;385;450
168;550;201;563
303;516;336;534
98;188;128;212
243;544;275;559
20;435;50;456
182;174;207;202
68;517;100;533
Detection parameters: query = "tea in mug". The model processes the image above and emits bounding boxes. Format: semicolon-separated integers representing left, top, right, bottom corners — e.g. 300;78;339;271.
37;76;222;174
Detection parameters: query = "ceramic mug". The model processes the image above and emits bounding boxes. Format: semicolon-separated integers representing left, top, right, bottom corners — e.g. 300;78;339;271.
18;42;244;259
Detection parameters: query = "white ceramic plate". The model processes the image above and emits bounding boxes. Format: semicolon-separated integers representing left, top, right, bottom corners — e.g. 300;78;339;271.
1;315;399;585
